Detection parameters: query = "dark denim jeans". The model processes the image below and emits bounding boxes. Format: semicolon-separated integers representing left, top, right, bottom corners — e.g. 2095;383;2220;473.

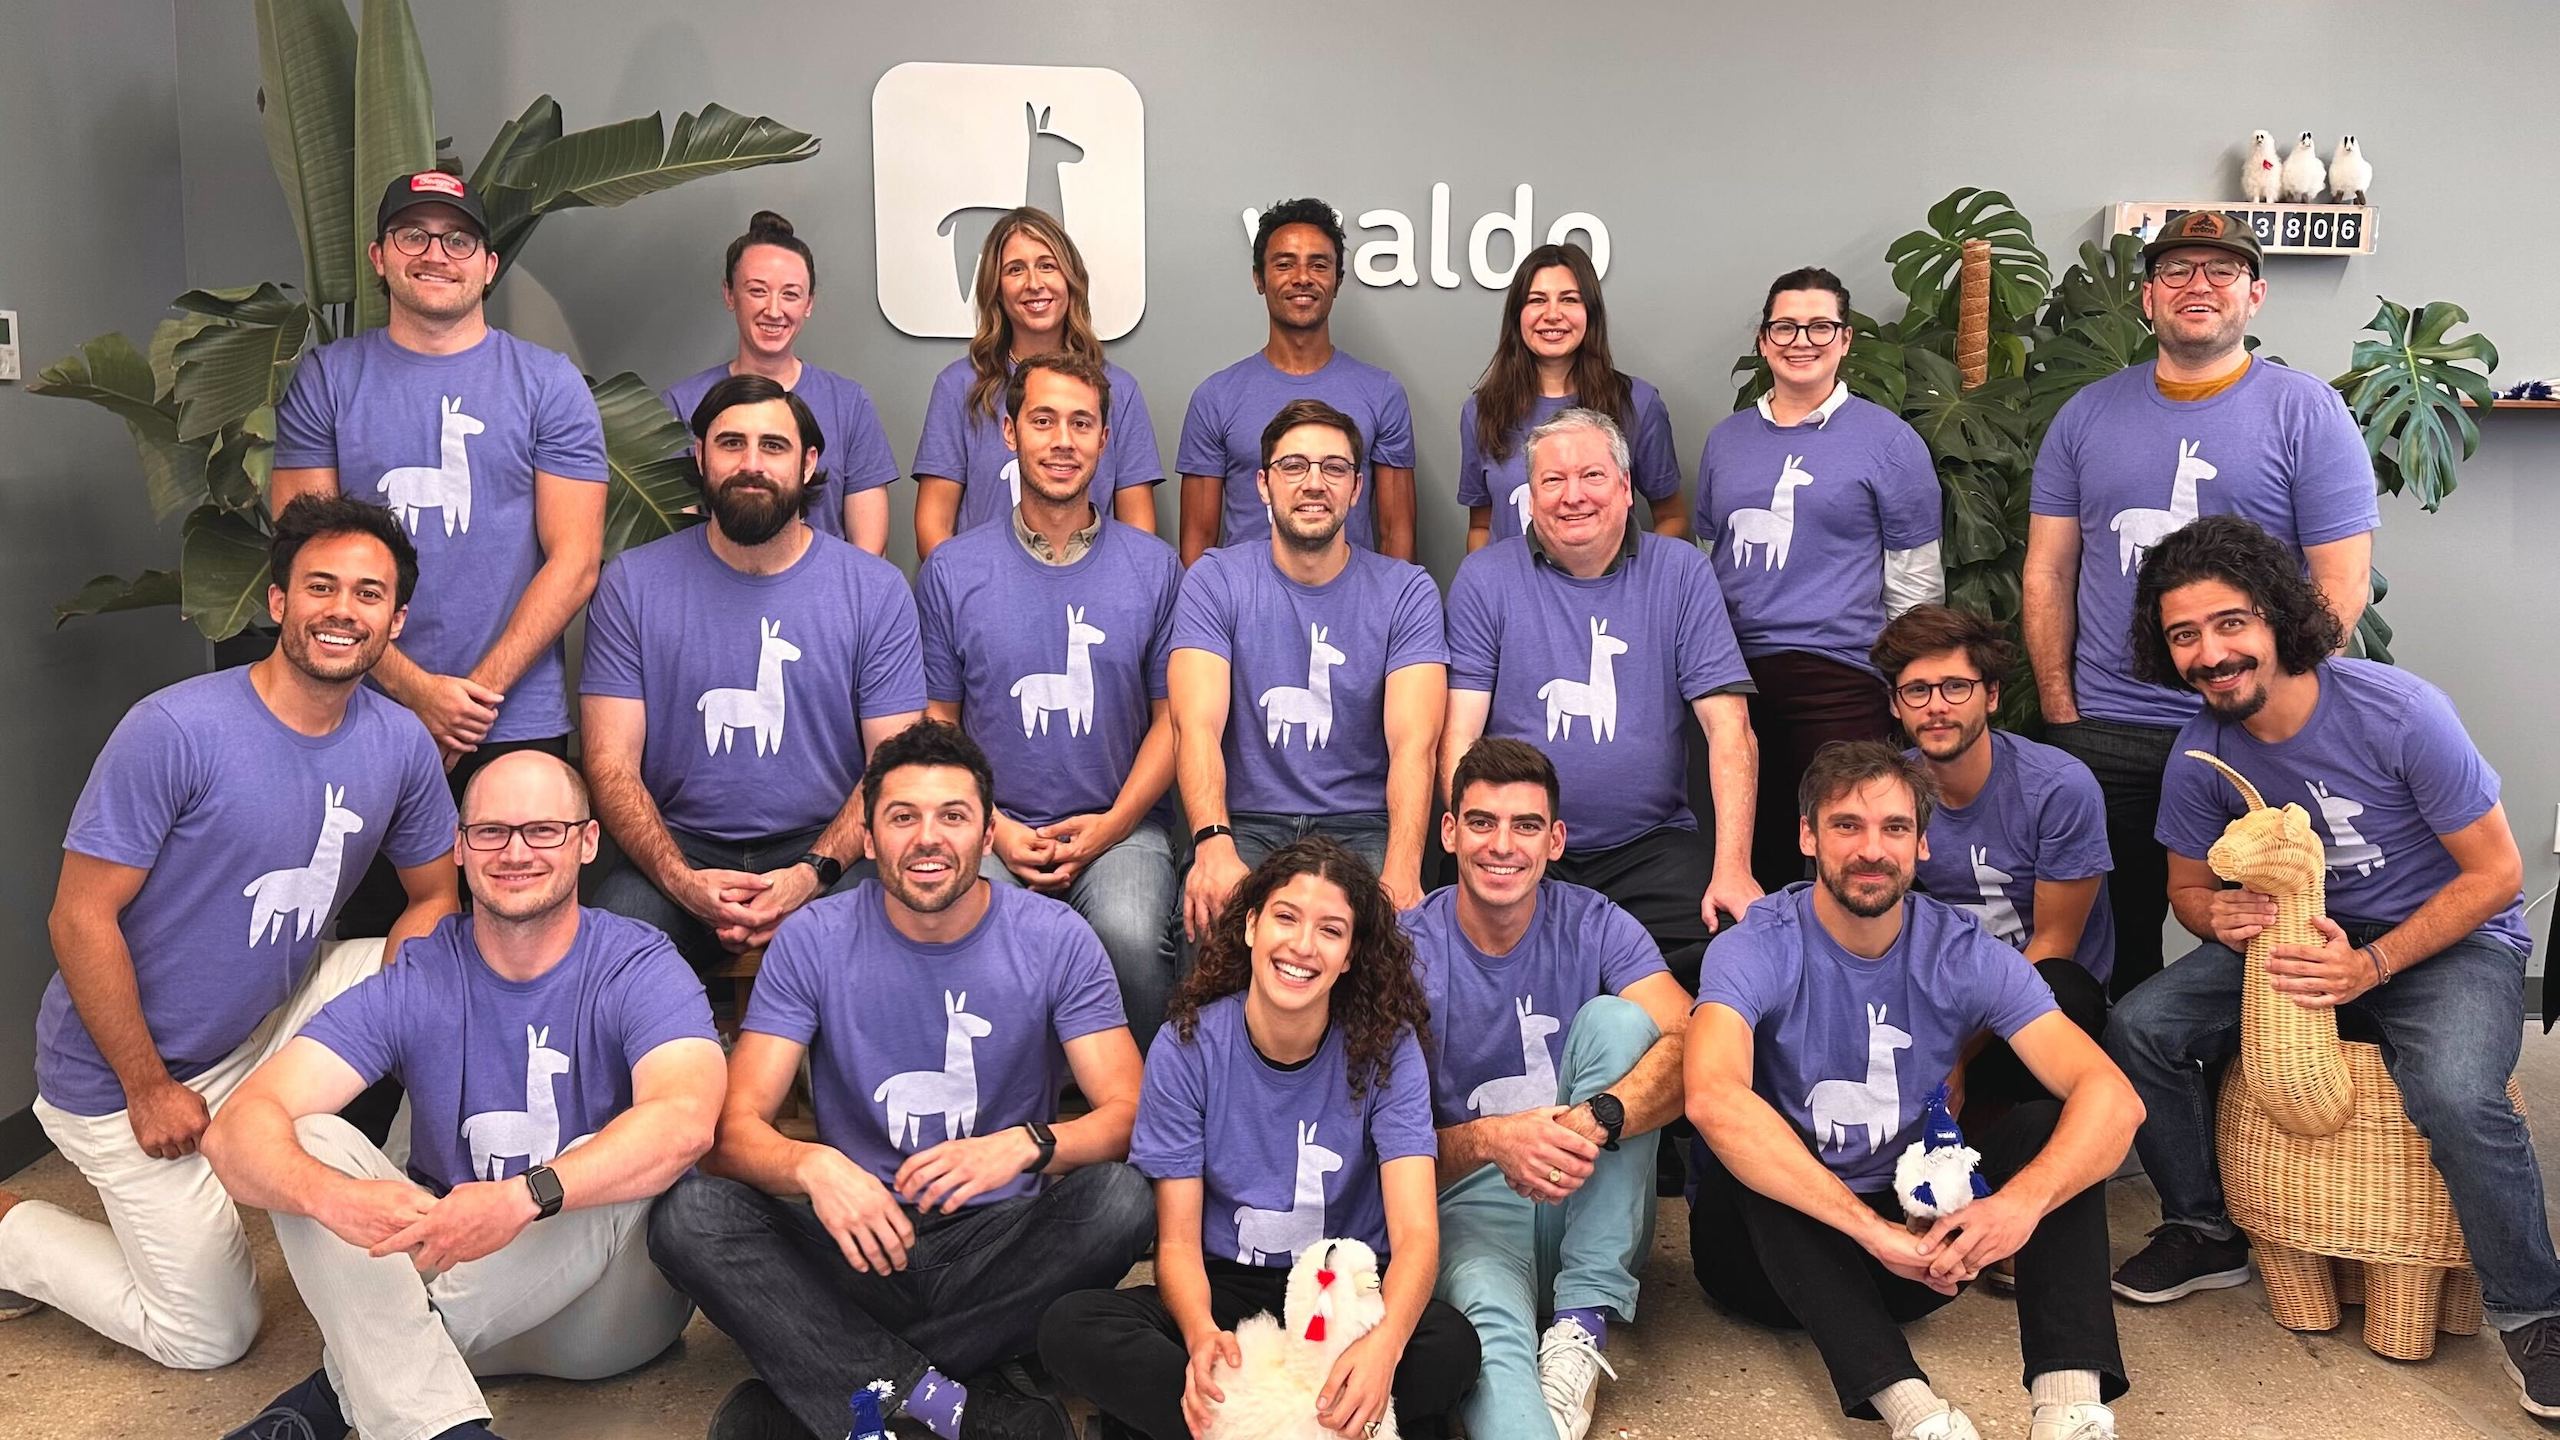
1550;825;1716;992
586;822;867;973
2107;927;2560;1327
1226;810;1390;873
2043;716;2179;1001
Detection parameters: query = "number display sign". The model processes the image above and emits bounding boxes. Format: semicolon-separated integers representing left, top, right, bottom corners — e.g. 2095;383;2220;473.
2111;201;2375;257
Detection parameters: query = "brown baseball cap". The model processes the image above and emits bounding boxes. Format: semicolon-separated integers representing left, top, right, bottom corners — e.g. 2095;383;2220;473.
2141;210;2262;272
375;170;489;237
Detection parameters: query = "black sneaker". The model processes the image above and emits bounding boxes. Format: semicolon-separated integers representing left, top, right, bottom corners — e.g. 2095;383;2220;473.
2110;1223;2252;1303
225;1369;349;1440
709;1378;820;1440
2502;1314;2560;1418
950;1383;1073;1440
0;1287;41;1321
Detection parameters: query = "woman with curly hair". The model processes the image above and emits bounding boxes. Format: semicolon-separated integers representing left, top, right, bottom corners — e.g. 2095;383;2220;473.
1040;836;1481;1440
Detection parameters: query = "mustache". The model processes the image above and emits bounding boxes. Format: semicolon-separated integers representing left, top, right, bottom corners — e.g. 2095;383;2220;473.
2186;657;2258;685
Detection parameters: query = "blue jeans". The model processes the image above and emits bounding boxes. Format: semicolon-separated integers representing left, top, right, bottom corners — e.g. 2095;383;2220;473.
585;823;867;972
1436;997;1662;1440
982;819;1179;1055
1227;810;1390;873
2107;927;2560;1328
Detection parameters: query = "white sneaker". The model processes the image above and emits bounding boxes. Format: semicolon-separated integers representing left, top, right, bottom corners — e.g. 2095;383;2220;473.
2030;1401;2117;1440
1536;1318;1619;1440
1894;1402;1983;1440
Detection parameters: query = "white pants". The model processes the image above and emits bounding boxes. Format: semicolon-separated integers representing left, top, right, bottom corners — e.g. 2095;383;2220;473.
278;1114;693;1440
0;937;387;1369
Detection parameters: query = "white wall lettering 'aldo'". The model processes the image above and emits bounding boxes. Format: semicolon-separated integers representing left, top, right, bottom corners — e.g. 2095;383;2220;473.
1241;184;1612;290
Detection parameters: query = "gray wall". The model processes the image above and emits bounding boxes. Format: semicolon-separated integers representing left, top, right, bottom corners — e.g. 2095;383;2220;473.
10;2;2560;1132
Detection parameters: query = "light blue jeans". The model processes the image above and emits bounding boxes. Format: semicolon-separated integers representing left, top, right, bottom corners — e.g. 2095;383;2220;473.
1435;996;1662;1440
983;818;1178;1055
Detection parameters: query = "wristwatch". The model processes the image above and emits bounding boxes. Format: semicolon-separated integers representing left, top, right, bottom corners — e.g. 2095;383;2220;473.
1585;1093;1627;1152
522;1163;565;1220
795;851;845;888
1020;1121;1058;1175
1191;823;1235;848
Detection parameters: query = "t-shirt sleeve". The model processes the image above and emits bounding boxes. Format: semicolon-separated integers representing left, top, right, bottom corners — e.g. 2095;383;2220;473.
1175;377;1227;478
272;348;340;469
578;559;645;699
1383;567;1449;672
915;556;965;705
1631;387;1682;503
1369;376;1417;469
608;935;721;1071
1674;553;1753;699
1692;924;1784;1026
1168;554;1237;661
1453;398;1489;507
2399;682;2502;835
2027;398;2085;518
296;967;407;1087
740;911;824;1044
1875;420;1943;549
2153;740;2237;858
2289;380;2382;546
835;386;903;493
911;365;974;482
2032;758;2114;881
1690;431;1717;544
1107;375;1165;489
1596;898;1673;993
856;567;929;717
1128;1026;1206;1180
1443;563;1499;693
382;720;459;867
1975;938;2061;1040
532;356;609;482
1049;910;1130;1043
63;700;194;870
1144;551;1181;701
1367;1030;1438;1164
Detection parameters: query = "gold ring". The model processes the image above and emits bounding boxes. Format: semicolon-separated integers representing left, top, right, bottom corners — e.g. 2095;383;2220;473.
1547;1168;1564;1184
1366;1424;1382;1439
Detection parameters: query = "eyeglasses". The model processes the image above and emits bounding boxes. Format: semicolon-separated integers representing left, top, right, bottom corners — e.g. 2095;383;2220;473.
1892;677;1981;709
1761;319;1846;346
2150;257;2250;289
459;818;590;851
388;225;484;260
1268;454;1359;483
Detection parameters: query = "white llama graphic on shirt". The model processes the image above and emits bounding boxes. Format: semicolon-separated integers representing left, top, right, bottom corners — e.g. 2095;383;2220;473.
695;617;802;757
1258;623;1346;750
2308;778;2387;878
376;395;485;536
1001;457;1022;510
461;1024;571;1181
1009;604;1107;737
1805;1003;1912;1155
1962;845;2028;946
1466;996;1563;1116
874;991;993;1147
2108;438;2216;575
1506;480;1535;537
242;783;365;946
1537;616;1629;742
1727;454;1816;569
1235;1120;1343;1265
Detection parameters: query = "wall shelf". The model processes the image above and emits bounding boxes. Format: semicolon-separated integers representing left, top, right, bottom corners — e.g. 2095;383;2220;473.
2111;200;2376;256
2465;397;2560;410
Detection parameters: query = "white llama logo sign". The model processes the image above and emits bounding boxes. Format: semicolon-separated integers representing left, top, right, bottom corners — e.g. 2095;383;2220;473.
1258;622;1345;750
461;1024;570;1180
874;991;993;1147
1234;1120;1342;1265
2108;438;2215;574
1805;1003;1912;1155
1466;996;1561;1116
696;617;802;757
2307;778;2386;878
1962;845;2027;946
1727;455;1815;570
1537;616;1628;742
242;783;365;946
377;395;484;536
1010;604;1107;737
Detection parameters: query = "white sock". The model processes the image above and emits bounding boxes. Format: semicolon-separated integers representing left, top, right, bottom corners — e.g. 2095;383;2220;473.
1872;1378;1945;1432
2030;1369;2102;1410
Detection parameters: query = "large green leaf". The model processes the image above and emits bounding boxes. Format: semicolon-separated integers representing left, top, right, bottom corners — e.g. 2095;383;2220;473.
171;308;313;442
179;505;275;640
1884;189;2051;327
254;0;358;307
2044;234;2147;330
148;314;221;401
471;95;566;269
173;282;307;326
30;333;214;521
2349;564;2394;664
349;0;438;335
2028;311;2156;431
480;105;818;279
2332;298;2499;511
54;569;185;627
1900;348;2031;467
589;371;705;553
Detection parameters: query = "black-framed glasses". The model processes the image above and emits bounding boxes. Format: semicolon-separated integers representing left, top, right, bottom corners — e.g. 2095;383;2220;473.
460;818;590;851
1269;454;1359;483
1761;318;1846;346
2150;257;2250;289
1892;676;1980;709
388;225;484;260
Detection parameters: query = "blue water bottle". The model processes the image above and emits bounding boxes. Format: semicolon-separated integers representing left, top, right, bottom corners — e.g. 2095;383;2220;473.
848;1387;887;1440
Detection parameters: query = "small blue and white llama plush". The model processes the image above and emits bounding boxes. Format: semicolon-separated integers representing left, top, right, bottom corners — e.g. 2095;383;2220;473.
1894;1082;1990;1221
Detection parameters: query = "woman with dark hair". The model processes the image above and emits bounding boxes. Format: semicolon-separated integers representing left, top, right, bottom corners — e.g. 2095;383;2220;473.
1696;265;1946;892
1459;242;1685;550
1040;837;1480;1440
913;207;1163;559
661;211;903;553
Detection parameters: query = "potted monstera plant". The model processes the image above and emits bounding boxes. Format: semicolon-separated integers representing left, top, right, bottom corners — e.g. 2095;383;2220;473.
33;0;818;643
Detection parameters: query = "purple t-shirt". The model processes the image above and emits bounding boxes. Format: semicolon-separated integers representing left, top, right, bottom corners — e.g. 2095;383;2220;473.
918;518;1180;830
1911;731;2118;986
1401;881;1667;1129
35;671;455;1116
275;327;607;742
1456;381;1681;544
1176;351;1416;552
913;356;1164;536
299;908;716;1195
2030;360;2378;727
2156;658;2531;955
1170;543;1447;818
746;880;1128;1206
1695;395;1941;672
661;361;903;542
1131;993;1434;1268
581;527;924;842
1696;884;2057;1192
1445;533;1752;851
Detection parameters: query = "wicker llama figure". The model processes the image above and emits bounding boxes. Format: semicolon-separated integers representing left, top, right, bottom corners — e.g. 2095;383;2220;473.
2190;749;2521;1359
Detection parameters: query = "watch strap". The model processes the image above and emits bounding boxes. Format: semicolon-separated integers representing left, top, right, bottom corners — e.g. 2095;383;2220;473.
1192;823;1235;848
796;851;845;888
523;1164;565;1220
1589;1092;1626;1152
1020;1121;1058;1175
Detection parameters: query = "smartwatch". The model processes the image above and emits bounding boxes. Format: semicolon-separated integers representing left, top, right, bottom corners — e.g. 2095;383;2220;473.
1191;823;1235;848
1020;1121;1058;1175
1585;1093;1627;1152
522;1163;565;1220
796;852;846;888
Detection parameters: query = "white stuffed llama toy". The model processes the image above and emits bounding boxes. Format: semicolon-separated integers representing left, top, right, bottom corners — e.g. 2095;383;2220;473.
1894;1082;1989;1222
1204;1238;1399;1440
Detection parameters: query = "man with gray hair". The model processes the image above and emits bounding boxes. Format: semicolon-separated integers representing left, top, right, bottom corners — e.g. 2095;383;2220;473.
1442;406;1761;987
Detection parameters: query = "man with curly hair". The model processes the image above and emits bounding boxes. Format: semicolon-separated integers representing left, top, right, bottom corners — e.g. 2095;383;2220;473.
2105;516;2560;1421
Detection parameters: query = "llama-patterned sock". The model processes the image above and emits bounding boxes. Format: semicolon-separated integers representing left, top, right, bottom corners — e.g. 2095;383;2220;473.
1554;1306;1610;1349
901;1367;971;1440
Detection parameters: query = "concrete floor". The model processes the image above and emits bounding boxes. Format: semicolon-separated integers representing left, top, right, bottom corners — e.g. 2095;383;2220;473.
11;1030;2560;1438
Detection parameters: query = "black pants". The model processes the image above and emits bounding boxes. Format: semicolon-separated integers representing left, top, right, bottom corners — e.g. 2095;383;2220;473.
1039;1258;1480;1440
1688;1100;2125;1417
1964;959;2110;1110
1745;651;1897;892
333;733;571;938
1550;825;1715;991
2042;718;2177;1001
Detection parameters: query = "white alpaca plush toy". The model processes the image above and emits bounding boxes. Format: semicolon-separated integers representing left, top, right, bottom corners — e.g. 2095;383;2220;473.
1204;1239;1399;1440
1894;1082;1989;1222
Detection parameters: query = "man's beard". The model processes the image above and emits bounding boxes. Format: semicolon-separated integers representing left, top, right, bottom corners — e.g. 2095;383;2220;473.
1819;858;1909;919
2190;657;2270;721
1912;713;1987;764
279;622;385;684
708;474;803;545
880;842;984;915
